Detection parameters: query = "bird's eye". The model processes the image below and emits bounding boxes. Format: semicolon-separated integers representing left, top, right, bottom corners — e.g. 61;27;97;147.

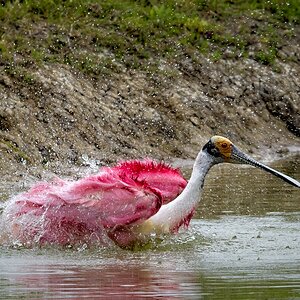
221;143;228;149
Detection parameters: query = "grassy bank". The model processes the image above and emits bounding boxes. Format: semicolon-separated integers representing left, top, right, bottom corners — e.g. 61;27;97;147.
0;0;299;79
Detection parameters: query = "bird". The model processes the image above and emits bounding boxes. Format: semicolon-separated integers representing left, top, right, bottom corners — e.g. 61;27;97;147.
0;135;299;249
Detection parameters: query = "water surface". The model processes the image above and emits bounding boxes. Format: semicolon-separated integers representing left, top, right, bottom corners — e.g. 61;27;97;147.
0;155;299;299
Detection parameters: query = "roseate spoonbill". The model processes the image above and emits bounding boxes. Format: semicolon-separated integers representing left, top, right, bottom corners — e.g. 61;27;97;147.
0;136;299;248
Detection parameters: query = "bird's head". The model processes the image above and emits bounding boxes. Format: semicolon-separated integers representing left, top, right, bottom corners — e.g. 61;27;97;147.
202;135;300;188
202;136;234;163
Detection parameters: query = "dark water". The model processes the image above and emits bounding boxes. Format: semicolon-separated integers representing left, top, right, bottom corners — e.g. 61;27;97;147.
0;155;299;299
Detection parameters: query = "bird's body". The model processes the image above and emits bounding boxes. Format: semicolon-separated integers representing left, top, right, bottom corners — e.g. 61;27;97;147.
0;159;188;247
1;136;299;248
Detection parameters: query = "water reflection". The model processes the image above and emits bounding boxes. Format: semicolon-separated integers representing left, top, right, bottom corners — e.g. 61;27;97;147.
1;221;300;300
0;252;202;299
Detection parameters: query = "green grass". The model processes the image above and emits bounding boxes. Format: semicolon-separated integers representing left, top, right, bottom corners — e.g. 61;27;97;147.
0;0;299;79
0;139;31;164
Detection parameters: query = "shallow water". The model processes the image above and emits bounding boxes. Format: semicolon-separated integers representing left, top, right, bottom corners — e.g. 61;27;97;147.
0;155;299;299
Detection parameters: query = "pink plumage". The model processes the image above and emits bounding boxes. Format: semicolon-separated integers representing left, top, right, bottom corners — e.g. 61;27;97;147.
0;159;187;248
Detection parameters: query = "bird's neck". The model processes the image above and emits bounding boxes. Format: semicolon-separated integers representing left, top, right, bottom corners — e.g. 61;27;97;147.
145;150;215;233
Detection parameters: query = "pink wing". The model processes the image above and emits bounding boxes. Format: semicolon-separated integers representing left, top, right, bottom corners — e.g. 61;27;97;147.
112;159;187;204
1;159;187;246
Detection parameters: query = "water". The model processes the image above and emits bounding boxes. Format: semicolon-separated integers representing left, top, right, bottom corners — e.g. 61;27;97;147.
0;155;299;299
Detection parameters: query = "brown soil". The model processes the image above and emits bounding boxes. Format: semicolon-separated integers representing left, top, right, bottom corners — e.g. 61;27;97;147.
0;56;299;182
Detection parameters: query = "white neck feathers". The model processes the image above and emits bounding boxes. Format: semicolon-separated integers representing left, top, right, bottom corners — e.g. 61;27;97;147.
148;150;215;232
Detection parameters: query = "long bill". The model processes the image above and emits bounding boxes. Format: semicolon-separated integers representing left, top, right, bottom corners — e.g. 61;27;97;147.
231;146;300;189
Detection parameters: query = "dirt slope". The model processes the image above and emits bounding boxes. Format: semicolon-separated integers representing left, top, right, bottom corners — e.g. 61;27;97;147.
0;55;299;181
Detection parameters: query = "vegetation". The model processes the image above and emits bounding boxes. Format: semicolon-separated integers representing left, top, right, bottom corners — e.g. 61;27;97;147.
0;0;299;78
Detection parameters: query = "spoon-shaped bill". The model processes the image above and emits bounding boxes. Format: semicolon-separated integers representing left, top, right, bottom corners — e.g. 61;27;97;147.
231;146;300;189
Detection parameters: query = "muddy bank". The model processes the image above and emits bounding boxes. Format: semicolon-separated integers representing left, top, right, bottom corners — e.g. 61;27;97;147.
0;56;299;182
